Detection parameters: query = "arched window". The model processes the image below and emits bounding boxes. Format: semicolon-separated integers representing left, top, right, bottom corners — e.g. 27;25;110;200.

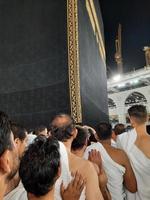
125;92;147;106
108;98;116;109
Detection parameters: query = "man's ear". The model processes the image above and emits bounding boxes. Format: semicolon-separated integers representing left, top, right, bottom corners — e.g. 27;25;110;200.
85;138;88;147
94;133;99;141
146;116;149;123
57;165;61;178
73;128;78;139
130;116;136;127
0;150;11;174
14;138;20;146
111;131;117;141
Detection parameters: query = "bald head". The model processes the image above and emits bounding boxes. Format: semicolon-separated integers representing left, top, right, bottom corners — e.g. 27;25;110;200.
51;114;73;128
50;114;76;142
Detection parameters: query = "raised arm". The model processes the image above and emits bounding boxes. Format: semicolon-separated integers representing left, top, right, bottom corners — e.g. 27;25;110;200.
120;151;137;193
88;150;111;200
85;160;104;200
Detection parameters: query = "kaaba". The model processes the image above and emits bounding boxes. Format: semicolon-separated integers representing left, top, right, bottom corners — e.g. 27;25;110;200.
0;0;108;128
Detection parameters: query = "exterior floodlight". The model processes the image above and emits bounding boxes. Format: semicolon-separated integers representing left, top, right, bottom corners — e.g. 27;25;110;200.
113;74;121;82
118;83;125;88
130;79;139;84
133;79;139;84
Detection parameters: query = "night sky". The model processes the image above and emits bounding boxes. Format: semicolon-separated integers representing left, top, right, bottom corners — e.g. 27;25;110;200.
99;0;150;74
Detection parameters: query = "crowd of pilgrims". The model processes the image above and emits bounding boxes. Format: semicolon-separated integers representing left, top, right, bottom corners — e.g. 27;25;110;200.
0;104;150;200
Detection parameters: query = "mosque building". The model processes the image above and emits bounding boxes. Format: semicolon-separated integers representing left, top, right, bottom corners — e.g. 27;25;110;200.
107;24;150;126
108;66;150;125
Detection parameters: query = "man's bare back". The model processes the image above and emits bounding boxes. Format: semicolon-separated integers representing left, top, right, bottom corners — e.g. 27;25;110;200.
101;143;137;193
50;114;104;200
68;152;104;200
135;134;150;158
102;144;127;166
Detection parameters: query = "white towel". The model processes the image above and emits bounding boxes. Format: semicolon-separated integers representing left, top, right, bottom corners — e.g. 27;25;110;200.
111;139;117;148
117;129;150;200
116;129;136;153
4;182;27;200
84;142;126;200
55;142;85;200
27;133;36;146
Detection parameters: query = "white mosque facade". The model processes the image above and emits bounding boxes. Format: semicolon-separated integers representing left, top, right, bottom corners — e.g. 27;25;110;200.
107;67;150;125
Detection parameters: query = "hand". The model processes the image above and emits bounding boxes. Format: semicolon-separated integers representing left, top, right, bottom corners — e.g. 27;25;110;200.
88;149;102;173
88;150;108;188
61;171;85;200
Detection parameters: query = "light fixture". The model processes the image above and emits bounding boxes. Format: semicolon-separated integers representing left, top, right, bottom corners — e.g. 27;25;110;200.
118;83;125;88
133;79;139;84
130;79;139;85
113;74;121;82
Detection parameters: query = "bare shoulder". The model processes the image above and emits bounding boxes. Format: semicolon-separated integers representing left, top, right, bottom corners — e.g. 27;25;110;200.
69;155;103;199
76;156;94;171
135;135;150;158
112;147;127;156
108;147;129;166
69;153;94;175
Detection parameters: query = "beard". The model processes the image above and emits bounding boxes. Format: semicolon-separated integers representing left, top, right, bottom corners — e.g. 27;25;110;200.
7;166;18;181
6;150;20;181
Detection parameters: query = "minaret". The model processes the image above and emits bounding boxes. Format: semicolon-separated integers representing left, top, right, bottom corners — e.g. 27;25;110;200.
115;24;123;73
143;46;150;68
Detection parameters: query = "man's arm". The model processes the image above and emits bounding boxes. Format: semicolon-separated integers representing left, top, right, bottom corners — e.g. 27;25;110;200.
85;161;104;200
120;151;137;193
88;150;111;200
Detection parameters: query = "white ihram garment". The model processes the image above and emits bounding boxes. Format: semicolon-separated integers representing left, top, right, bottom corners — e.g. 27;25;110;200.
117;129;150;200
54;142;85;200
84;142;126;200
4;182;27;200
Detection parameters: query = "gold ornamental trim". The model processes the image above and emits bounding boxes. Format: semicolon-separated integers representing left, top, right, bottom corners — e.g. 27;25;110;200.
67;0;82;123
86;0;106;63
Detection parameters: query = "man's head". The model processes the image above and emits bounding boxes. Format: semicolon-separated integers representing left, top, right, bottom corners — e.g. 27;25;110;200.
19;136;60;197
0;112;19;182
34;125;48;137
112;123;126;141
50;114;77;142
11;122;28;159
96;122;112;141
71;126;89;152
83;126;97;144
128;105;148;127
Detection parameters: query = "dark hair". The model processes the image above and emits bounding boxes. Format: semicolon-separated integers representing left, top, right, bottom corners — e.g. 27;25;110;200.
114;124;126;135
128;105;147;123
96;122;112;140
11;122;27;141
34;125;47;136
0;111;13;156
19;136;60;197
71;126;88;151
50;114;75;142
88;128;97;143
146;125;150;135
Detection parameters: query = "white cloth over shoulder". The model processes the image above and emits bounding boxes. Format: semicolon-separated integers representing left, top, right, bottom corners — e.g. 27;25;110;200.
117;129;150;200
27;133;36;146
111;139;117;148
4;182;27;200
84;142;126;200
116;129;136;152
54;142;85;200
